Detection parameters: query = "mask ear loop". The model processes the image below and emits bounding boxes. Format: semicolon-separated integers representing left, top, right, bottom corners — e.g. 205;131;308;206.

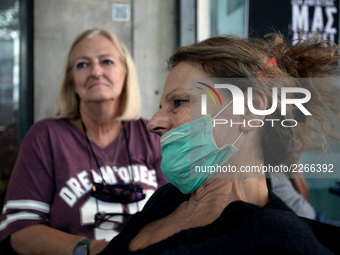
209;99;243;147
212;100;233;121
232;131;243;147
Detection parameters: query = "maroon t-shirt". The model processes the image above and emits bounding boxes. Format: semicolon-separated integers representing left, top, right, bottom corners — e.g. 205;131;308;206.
0;118;167;241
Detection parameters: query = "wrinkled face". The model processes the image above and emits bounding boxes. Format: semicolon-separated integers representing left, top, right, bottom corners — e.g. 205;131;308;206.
71;35;126;104
147;62;239;148
147;62;202;136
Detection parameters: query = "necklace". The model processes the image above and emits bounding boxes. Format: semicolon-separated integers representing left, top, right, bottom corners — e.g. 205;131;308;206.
97;129;122;168
81;121;123;169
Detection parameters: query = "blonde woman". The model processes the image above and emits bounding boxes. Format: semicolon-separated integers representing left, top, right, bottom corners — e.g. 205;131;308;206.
0;29;167;255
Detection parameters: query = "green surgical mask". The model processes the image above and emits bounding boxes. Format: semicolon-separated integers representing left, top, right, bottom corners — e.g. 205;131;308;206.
160;101;242;194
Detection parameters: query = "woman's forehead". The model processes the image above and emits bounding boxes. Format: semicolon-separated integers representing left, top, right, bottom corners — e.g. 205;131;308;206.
72;35;118;59
163;62;209;92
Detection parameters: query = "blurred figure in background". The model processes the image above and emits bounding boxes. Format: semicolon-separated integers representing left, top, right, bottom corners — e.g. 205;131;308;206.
271;141;316;219
0;28;167;255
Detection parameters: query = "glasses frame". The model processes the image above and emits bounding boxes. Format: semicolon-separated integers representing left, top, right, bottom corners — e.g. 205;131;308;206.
91;182;146;204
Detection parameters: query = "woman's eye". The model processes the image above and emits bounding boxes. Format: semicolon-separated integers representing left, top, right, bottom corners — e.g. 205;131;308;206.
103;59;114;65
76;62;87;69
173;99;186;109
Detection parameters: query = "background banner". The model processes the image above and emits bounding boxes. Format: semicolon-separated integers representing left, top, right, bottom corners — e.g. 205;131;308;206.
249;0;339;44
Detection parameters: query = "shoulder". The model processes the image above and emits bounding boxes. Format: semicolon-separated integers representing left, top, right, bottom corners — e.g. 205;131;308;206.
26;118;70;134
22;118;70;143
253;211;332;254
247;195;331;253
221;193;312;238
19;118;79;155
219;197;332;254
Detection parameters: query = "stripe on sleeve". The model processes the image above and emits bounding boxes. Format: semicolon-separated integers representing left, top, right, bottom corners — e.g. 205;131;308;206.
0;212;44;231
2;200;50;214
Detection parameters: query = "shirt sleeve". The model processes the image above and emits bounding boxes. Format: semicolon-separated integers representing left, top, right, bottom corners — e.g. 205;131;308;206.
0;121;55;240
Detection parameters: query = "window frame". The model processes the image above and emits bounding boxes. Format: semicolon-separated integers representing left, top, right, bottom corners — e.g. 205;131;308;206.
18;0;33;145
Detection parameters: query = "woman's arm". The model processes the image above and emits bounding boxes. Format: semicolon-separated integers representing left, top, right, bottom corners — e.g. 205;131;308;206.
11;225;108;255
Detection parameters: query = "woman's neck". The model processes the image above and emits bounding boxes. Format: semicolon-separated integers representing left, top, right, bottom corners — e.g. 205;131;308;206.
77;101;123;148
181;177;269;225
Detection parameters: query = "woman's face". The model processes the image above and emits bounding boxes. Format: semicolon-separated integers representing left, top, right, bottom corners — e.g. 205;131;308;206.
147;62;239;145
147;62;202;136
71;35;126;104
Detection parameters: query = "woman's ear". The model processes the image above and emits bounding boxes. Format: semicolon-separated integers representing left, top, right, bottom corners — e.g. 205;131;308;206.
241;90;267;132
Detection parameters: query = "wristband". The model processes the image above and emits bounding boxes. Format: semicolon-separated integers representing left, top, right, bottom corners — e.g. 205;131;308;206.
72;238;93;255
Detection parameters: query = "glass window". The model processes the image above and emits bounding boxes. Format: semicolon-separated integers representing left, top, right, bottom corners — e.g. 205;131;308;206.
0;0;19;208
210;0;247;37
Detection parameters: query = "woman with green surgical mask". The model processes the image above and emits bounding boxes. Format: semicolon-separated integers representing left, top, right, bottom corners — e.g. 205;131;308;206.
98;34;340;255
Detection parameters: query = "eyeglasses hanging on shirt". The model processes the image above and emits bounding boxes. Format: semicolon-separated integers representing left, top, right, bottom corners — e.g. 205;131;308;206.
81;120;146;231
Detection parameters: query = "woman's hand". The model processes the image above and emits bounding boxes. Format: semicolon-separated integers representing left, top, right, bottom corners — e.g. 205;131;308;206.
89;240;109;255
11;225;108;255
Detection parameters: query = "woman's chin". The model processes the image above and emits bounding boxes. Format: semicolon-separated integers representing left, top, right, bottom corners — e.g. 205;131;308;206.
84;96;114;104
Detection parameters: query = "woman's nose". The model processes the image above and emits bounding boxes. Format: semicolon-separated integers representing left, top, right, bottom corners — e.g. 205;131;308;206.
147;110;172;137
91;62;103;78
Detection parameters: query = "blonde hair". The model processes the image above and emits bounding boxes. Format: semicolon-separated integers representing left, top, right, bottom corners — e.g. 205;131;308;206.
57;28;141;120
169;34;340;166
